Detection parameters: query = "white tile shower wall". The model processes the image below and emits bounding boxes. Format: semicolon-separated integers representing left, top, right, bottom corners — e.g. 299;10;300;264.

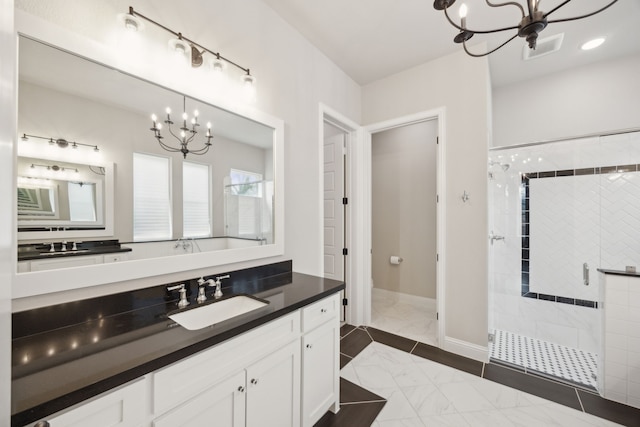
489;157;600;355
529;175;600;301
601;273;640;409
600;173;640;271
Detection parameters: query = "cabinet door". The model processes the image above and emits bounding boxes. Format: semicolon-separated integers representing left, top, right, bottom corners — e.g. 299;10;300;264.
42;379;147;427
153;371;246;427
246;340;300;427
302;320;339;427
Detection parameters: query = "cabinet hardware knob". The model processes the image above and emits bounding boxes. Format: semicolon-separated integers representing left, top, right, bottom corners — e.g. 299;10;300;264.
34;422;51;427
250;378;258;385
238;386;245;393
321;308;327;313
306;344;313;349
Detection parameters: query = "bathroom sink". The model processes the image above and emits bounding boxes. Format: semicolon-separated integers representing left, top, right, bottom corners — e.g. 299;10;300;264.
169;295;269;331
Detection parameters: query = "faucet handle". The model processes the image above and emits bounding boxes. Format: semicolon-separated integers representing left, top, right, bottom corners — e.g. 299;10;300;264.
208;275;230;299
167;284;190;309
196;278;207;303
49;242;55;252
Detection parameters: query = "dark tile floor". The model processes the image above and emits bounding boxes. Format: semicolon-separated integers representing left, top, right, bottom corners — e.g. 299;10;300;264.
316;325;640;427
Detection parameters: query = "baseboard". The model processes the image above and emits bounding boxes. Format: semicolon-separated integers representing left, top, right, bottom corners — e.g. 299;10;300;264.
372;287;437;311
443;336;489;363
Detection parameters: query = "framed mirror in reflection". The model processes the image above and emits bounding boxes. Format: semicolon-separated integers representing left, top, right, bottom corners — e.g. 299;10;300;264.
15;34;283;289
17;156;106;230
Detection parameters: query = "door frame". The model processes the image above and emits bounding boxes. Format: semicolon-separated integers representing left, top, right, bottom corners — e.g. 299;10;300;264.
319;104;361;325
363;108;446;346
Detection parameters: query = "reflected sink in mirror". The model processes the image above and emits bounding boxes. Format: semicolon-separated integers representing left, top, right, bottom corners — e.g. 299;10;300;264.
168;295;269;331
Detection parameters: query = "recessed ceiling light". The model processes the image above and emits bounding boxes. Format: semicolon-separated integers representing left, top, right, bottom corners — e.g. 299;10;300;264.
581;37;606;51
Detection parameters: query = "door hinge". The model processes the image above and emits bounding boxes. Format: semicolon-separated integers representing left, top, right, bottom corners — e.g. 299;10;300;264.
342;248;348;256
436;312;439;320
342;197;348;205
342;298;348;306
436;194;439;203
436;253;439;261
436;136;439;145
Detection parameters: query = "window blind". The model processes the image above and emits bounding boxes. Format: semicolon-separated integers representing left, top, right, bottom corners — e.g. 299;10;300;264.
133;153;172;241
183;161;211;238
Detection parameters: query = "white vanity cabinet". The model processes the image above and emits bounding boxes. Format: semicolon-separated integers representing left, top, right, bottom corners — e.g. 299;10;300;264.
19;252;129;272
153;371;246;427
21;292;341;427
27;378;148;427
301;293;341;427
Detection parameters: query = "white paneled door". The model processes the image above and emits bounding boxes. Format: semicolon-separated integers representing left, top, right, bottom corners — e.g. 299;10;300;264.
323;133;345;281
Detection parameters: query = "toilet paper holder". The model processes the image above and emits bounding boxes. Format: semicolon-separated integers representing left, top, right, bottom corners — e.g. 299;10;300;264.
390;256;403;265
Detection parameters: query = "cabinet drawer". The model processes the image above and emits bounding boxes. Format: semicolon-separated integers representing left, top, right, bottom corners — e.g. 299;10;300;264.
34;378;147;427
302;293;340;333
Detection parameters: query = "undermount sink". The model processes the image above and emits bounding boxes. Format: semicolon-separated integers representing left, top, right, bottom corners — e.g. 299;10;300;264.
169;295;269;331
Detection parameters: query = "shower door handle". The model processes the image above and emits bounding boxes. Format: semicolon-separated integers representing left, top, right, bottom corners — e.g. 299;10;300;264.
583;263;589;286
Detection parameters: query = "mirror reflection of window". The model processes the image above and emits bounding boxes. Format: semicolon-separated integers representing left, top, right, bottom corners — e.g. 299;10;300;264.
133;153;172;242
226;169;264;238
17;185;57;218
183;161;211;238
229;169;263;197
67;182;96;222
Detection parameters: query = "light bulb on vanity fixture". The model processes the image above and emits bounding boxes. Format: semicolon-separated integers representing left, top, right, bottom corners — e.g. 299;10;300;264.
119;6;256;95
433;0;620;57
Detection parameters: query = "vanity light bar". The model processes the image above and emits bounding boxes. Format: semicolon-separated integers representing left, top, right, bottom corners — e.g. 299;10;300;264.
30;163;79;173
21;133;99;152
120;6;255;84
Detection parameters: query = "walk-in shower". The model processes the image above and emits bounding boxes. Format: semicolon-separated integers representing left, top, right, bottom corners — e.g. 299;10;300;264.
488;130;640;391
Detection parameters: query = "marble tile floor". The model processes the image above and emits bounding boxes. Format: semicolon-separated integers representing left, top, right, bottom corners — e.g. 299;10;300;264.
316;325;640;427
370;289;438;346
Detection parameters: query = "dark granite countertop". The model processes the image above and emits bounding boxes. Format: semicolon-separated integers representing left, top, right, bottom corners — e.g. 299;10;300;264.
11;260;344;426
597;268;640;278
17;239;131;261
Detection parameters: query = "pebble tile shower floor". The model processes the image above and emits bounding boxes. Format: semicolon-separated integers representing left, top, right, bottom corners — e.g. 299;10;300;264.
490;329;598;390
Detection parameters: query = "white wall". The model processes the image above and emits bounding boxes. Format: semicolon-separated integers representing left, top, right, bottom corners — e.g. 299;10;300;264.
0;1;15;424
11;0;361;308
371;121;437;299
362;49;491;349
493;53;640;147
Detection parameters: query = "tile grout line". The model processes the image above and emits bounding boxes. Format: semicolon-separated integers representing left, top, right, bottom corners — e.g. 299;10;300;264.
340;399;387;406
481;362;486;378
340;326;358;340
575;388;586;413
409;341;419;354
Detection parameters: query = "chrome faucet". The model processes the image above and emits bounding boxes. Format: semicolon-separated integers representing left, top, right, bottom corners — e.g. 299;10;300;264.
196;278;207;303
167;284;190;309
208;275;230;299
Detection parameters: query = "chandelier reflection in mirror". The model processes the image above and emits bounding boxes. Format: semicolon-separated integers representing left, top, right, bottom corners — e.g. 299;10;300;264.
150;96;213;159
118;7;256;92
433;0;619;57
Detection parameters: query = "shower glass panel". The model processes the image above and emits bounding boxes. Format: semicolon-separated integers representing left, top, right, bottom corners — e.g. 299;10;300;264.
488;130;640;391
224;180;274;244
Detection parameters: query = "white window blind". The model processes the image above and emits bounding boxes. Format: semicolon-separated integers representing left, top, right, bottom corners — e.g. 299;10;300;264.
133;153;172;241
183;161;211;238
68;182;96;222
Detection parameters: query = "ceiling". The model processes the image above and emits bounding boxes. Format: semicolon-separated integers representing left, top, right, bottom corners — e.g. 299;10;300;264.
261;0;640;87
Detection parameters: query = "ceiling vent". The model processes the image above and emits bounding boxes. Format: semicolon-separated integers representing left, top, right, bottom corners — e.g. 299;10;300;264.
522;33;564;61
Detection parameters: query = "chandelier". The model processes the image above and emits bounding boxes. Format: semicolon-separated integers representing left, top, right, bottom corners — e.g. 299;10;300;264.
150;96;213;159
433;0;619;57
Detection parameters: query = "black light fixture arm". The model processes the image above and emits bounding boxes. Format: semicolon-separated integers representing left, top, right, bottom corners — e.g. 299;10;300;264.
443;5;520;35
462;33;519;58
545;0;619;24
126;6;251;76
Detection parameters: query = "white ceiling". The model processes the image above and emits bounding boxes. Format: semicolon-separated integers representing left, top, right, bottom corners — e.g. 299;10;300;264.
261;0;640;87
